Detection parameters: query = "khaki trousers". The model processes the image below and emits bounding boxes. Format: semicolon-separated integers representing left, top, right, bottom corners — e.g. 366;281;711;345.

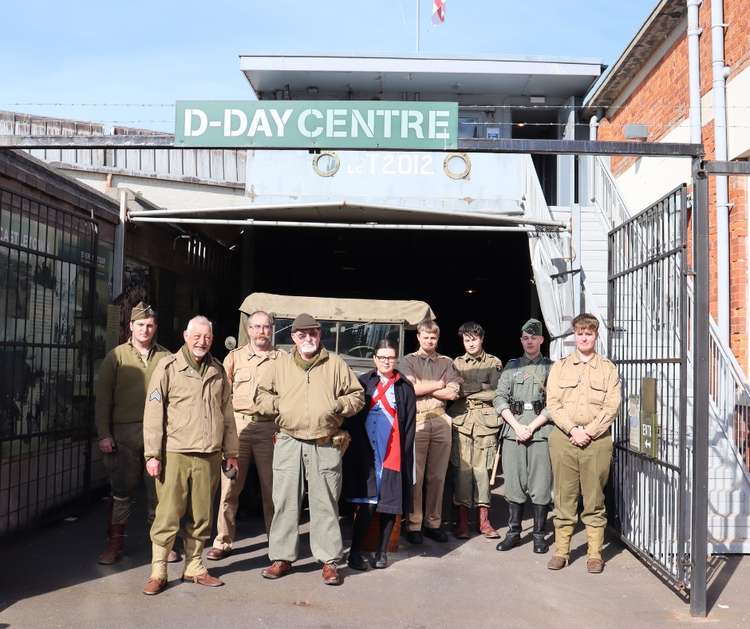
213;417;277;550
150;451;221;579
102;422;156;525
409;413;452;531
268;433;343;564
451;430;495;508
549;428;613;559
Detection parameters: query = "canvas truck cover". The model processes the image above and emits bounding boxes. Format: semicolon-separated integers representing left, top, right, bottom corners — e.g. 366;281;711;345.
236;292;435;346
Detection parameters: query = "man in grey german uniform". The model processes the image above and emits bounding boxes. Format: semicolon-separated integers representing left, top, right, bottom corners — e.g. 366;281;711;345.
94;301;179;565
449;321;502;539
208;310;280;560
494;318;554;554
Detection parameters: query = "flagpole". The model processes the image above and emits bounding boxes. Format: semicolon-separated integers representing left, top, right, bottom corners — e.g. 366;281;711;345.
416;0;420;53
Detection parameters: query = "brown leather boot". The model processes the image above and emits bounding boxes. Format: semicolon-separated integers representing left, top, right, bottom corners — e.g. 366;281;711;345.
477;506;500;539
98;524;126;565
454;506;470;539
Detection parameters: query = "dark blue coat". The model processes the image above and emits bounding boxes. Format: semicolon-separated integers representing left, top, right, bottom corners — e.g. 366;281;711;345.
342;369;416;515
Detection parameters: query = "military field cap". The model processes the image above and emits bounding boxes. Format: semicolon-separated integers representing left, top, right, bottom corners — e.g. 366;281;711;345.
130;301;156;321
291;313;321;332
521;318;543;336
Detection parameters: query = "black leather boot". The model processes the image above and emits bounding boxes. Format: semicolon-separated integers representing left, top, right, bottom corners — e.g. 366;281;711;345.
532;503;550;554
496;502;523;551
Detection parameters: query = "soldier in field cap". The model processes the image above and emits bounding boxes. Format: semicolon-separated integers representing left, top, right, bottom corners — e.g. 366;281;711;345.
94;301;176;565
494;318;554;554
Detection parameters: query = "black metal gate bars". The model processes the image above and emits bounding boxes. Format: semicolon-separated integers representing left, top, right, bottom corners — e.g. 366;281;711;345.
0;187;98;534
608;185;690;594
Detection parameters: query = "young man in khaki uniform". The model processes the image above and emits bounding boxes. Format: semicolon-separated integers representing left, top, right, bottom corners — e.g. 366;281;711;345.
449;321;502;540
545;313;621;573
255;313;364;586
142;316;239;595
400;320;461;544
494;318;553;554
94;301;173;565
208;311;280;560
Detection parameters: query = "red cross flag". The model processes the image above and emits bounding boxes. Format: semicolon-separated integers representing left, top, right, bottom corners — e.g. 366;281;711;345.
432;0;446;24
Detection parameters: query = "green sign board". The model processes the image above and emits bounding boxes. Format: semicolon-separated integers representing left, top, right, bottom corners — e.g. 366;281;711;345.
175;100;458;149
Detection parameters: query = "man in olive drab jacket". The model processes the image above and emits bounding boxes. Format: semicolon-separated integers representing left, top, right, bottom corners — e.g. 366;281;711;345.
545;313;621;573
449;321;502;540
255;313;364;586
208;310;281;560
94;301;175;565
141;316;239;595
494;318;554;554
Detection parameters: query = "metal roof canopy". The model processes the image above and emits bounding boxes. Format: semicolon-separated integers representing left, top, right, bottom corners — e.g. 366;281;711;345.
239;54;603;100
126;200;566;232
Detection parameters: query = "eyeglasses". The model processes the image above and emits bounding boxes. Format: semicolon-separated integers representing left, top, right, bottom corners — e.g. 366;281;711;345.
375;355;397;362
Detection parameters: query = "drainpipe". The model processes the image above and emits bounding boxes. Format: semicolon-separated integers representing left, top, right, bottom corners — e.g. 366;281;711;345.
711;0;730;342
687;0;703;145
588;114;599;204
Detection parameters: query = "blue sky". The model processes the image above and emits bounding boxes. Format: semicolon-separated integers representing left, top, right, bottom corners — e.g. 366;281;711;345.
1;0;657;132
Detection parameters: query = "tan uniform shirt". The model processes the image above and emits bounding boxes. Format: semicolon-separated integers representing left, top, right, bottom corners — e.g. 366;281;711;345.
143;351;239;460
224;344;282;422
450;351;503;435
254;348;365;440
94;340;171;440
399;349;461;415
545;351;621;439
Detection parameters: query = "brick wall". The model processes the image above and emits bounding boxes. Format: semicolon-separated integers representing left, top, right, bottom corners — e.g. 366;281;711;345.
597;0;750;368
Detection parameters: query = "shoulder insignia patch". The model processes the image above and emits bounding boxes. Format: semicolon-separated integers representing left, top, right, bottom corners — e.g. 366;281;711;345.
149;389;162;402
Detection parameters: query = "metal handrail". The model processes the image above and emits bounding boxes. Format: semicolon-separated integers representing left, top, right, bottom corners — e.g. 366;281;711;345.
590;156;630;228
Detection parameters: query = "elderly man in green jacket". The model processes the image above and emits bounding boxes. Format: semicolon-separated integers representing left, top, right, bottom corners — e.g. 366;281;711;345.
94;301;172;565
255;313;365;586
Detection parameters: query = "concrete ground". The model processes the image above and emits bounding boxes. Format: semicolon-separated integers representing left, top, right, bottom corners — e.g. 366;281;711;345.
0;491;748;629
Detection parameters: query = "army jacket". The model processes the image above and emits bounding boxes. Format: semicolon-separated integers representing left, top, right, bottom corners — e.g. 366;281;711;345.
224;344;282;422
94;340;171;440
494;354;553;441
143;350;239;460
254;347;365;441
399;349;461;415
546;351;621;439
449;352;503;436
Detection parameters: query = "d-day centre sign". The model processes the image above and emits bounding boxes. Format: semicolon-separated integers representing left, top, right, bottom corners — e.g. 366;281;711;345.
175;101;459;149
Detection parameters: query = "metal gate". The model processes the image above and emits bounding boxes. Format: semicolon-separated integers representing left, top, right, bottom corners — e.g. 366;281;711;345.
607;185;691;594
0;187;98;534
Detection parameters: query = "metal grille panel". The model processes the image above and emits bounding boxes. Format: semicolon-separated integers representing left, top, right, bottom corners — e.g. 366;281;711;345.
0;187;97;534
608;185;690;592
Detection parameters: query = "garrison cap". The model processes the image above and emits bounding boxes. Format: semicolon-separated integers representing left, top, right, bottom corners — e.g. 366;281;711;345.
130;301;156;321
291;313;321;332
521;318;543;336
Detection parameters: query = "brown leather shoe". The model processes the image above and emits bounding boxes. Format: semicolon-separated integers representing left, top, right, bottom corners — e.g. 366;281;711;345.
547;555;568;570
206;547;229;561
261;560;292;580
167;549;182;563
142;577;167;595
453;506;470;539
587;557;605;574
478;506;501;539
182;572;224;587
322;563;342;586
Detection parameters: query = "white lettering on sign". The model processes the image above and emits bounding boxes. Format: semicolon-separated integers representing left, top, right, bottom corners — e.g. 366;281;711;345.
326;109;347;138
428;110;450;139
248;110;273;137
225;109;247;137
402;110;424;139
270;109;293;136
350;110;375;138
375;110;400;138
184;109;208;137
298;109;324;138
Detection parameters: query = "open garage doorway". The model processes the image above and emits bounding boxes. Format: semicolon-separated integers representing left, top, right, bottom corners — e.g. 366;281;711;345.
241;226;540;361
